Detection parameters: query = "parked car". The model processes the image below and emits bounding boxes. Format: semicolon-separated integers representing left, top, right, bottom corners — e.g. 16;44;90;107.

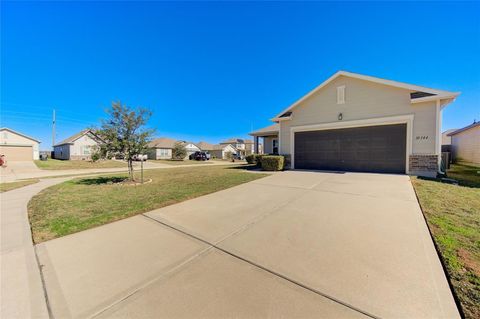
190;151;208;161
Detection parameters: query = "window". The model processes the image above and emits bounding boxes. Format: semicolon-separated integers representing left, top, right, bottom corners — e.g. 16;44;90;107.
272;139;278;155
82;145;91;155
337;85;345;104
159;149;169;157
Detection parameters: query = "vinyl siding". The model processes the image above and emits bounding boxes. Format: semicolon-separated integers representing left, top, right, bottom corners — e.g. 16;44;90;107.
0;129;39;160
451;126;480;164
279;75;438;156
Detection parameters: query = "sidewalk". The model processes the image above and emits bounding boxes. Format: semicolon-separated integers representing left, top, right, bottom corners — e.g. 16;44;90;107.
0;178;69;318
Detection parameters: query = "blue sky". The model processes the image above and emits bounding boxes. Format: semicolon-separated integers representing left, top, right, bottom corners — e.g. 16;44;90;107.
1;1;479;150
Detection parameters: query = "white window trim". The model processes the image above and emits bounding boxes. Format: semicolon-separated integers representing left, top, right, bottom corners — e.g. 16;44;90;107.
289;114;414;174
337;85;345;104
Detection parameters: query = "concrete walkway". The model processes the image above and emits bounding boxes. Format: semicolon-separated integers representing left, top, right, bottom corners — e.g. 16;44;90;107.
1;178;69;318
0;160;240;183
30;171;459;318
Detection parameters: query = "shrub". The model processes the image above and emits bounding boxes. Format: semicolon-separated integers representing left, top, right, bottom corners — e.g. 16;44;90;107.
261;155;285;171
172;142;187;160
246;154;264;166
245;154;256;164
91;152;101;162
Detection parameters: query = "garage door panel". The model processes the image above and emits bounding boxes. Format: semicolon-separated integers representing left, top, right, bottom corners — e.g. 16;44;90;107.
0;145;33;161
294;124;406;174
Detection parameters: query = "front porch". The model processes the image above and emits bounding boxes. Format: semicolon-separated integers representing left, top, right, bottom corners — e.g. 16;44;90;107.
249;123;279;155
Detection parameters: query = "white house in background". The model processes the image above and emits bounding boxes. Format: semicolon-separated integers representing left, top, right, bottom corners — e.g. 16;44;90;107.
147;138;200;160
219;138;257;158
0;127;40;160
447;121;480;164
197;141;237;159
53;129;102;160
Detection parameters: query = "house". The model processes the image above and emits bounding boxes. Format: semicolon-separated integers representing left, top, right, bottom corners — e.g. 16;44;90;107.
219;138;258;158
53;129;102;160
197;141;237;159
447;121;480;164
0;127;40;161
147;138;201;160
250;71;459;177
442;129;457;145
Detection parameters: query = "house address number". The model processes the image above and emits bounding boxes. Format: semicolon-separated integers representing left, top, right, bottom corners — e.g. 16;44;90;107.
416;136;429;140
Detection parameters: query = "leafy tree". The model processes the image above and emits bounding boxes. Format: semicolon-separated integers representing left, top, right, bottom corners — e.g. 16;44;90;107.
96;101;154;181
172;142;187;160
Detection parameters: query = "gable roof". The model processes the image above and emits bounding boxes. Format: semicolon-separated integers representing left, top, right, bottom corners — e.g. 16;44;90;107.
197;141;215;150
272;70;460;121
0;127;41;143
147;137;179;149
220;138;254;144
447;121;480;136
54;129;100;147
249;123;279;136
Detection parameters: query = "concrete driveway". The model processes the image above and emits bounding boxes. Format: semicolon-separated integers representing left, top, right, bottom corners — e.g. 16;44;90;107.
36;171;460;318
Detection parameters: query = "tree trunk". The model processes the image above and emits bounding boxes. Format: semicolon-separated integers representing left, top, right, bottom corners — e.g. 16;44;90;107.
128;159;134;181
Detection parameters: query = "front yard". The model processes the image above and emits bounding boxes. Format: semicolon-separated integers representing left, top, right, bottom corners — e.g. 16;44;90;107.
0;179;39;192
412;163;480;319
28;165;267;243
150;159;214;165
34;159;126;170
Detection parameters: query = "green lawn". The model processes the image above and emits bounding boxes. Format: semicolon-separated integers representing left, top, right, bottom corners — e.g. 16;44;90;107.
0;179;39;192
34;159;126;170
150;159;214;165
411;162;480;319
28;165;267;243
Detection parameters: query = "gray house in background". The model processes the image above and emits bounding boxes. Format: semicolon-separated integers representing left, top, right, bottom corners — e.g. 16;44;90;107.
53;129;102;160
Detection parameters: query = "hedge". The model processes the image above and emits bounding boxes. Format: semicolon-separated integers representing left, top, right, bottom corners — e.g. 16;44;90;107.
261;155;285;171
246;154;264;166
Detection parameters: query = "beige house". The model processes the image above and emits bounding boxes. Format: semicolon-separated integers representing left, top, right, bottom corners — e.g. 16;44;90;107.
53;130;102;160
0;127;40;161
441;129;457;145
250;123;279;154
251;71;459;177
447;121;480;164
147;138;200;160
198;141;237;159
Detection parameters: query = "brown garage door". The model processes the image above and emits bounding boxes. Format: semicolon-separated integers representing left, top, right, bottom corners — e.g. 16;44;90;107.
294;124;406;173
0;145;33;161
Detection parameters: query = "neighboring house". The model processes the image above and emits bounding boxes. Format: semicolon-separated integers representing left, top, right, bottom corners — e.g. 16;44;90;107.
220;138;258;157
198;141;237;159
447;121;480;164
250;123;279;154
441;129;457;145
251;71;459;177
0;127;40;161
53;129;102;160
147;138;200;160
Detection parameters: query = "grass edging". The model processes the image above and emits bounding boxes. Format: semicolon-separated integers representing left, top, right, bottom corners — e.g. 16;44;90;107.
410;177;465;318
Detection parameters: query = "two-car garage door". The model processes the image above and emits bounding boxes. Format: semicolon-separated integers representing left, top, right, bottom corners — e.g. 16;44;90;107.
0;145;33;161
294;124;407;174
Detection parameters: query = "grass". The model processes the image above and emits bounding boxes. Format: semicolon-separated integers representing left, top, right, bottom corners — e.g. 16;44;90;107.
150;159;214;165
0;179;39;192
411;162;480;319
34;159;126;170
28;165;267;243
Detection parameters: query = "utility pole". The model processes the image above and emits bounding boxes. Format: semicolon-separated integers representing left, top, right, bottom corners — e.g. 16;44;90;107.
52;109;56;149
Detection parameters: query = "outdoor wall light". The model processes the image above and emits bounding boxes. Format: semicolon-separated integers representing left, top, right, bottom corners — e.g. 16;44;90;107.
338;113;343;121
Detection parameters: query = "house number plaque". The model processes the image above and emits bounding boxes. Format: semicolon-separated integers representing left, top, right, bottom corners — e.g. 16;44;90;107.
416;136;429;140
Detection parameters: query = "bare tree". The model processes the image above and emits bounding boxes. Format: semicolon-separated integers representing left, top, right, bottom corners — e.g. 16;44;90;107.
96;101;154;181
